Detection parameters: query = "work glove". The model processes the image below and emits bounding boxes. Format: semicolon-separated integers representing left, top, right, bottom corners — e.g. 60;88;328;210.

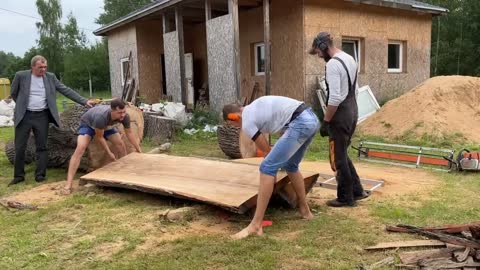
319;120;330;137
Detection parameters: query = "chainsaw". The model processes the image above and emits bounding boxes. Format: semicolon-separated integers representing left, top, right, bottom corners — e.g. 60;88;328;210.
448;149;480;172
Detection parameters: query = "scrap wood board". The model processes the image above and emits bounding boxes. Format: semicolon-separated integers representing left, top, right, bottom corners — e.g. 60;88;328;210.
80;153;319;214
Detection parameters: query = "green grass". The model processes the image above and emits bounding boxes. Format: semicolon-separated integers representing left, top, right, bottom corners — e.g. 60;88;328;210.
1;105;480;269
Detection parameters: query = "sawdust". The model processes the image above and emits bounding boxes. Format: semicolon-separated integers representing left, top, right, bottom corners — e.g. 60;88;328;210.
3;181;80;205
358;76;480;143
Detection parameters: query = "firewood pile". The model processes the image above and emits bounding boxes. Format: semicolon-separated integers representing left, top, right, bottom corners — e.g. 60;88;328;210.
366;222;480;269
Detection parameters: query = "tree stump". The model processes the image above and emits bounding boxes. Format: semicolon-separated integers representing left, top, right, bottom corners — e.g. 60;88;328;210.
217;124;261;159
143;114;176;145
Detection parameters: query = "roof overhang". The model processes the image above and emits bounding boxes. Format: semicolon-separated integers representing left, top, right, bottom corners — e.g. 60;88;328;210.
345;0;448;15
94;0;180;36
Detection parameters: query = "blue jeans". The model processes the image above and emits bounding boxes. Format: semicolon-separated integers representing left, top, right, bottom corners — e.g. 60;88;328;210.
260;108;320;176
78;123;118;139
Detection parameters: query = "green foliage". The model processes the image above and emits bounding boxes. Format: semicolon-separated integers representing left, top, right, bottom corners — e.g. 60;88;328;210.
96;0;153;25
63;41;111;93
426;0;480;76
62;12;87;54
35;0;64;76
184;109;220;130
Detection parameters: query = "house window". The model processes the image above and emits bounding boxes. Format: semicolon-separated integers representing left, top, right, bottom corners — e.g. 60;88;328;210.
121;58;130;86
388;41;404;73
342;38;361;69
254;43;265;76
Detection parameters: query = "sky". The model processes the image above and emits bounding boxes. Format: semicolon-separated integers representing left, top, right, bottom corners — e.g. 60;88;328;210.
0;0;104;56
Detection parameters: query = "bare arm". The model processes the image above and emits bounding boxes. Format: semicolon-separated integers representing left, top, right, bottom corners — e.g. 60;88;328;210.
95;129;116;160
324;105;338;122
124;128;142;153
254;134;271;157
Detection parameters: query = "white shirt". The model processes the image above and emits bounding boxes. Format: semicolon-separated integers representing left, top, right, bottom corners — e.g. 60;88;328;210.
242;96;302;139
325;51;359;106
28;75;47;111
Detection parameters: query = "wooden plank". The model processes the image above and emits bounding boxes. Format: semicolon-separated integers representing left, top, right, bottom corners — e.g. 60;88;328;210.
162;14;170;34
390;224;480;249
263;0;271;96
365;240;446;250
418;257;480;268
205;0;211;20
80;153;319;214
388;222;480;234
175;7;187;105
229;0;241;99
400;248;462;265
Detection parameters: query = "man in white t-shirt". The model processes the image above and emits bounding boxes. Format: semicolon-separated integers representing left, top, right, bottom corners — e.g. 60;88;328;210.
309;32;369;207
223;96;320;239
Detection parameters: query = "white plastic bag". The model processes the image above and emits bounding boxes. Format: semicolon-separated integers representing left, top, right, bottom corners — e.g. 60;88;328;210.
0;115;14;127
0;100;15;117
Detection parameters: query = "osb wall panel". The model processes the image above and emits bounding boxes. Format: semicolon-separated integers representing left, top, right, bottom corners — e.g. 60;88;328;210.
239;7;265;100
136;20;164;104
107;25;139;98
238;1;304;102
163;31;182;103
207;14;236;113
184;23;208;91
270;0;304;101
304;0;432;103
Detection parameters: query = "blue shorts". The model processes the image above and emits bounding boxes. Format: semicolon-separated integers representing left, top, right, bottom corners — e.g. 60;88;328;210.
78;123;118;139
259;108;320;176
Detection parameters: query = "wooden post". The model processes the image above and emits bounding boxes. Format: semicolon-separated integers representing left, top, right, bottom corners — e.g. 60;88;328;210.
263;0;271;96
176;7;187;105
205;0;212;21
162;13;170;33
229;0;241;100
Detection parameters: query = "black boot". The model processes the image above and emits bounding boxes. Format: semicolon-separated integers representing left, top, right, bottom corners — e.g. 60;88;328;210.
8;177;25;186
326;199;356;207
354;191;370;201
35;176;47;183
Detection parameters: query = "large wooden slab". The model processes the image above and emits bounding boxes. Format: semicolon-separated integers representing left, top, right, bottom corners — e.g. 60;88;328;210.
80;153;319;213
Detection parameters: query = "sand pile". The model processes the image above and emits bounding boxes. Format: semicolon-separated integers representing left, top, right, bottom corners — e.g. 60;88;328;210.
358;76;480;143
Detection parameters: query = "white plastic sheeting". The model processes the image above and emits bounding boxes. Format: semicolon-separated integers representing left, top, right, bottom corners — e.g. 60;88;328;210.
0;99;15;127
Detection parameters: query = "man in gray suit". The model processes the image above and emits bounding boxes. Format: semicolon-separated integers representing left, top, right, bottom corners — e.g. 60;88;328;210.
9;55;94;186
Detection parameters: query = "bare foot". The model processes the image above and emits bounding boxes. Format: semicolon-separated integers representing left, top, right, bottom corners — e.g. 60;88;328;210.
299;204;314;220
231;225;263;240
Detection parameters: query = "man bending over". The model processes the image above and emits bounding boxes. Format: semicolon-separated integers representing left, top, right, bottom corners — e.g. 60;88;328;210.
63;99;141;194
223;95;320;239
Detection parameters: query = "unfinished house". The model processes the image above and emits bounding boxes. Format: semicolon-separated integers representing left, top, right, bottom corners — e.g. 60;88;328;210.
94;0;447;111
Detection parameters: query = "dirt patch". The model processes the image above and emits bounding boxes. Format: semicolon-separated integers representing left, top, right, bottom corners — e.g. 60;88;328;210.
299;161;439;198
358;76;480;143
94;239;126;260
238;158;440;199
2;181;81;206
133;215;234;255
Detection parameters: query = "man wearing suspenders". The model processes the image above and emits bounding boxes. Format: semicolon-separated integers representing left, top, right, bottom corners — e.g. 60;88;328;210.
309;32;370;207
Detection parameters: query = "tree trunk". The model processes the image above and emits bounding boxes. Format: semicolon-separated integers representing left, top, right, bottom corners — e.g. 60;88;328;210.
217;124;260;159
143;114;176;145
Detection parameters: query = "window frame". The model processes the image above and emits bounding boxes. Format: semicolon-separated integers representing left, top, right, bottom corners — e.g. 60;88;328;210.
342;38;361;71
387;41;403;73
120;57;130;86
254;42;265;76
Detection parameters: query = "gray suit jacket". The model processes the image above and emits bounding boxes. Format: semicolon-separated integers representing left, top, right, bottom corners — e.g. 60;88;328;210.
10;70;88;127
